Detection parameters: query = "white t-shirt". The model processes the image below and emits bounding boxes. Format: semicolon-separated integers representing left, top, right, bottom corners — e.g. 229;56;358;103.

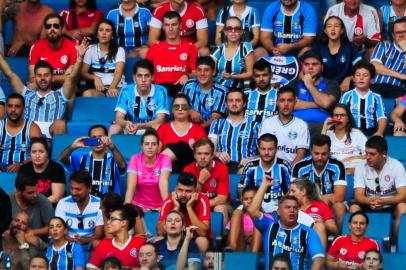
325;3;381;42
259;115;310;164
326;128;367;169
354;157;406;201
83;44;126;87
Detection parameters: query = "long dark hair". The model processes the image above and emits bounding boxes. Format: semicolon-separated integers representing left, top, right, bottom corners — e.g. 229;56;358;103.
319;16;350;45
95;19;119;62
69;0;97;11
332;104;355;145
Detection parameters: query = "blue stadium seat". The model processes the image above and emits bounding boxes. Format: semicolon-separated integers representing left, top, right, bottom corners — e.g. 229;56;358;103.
246;1;270;20
383;98;396;118
96;0;117;16
0;172;16;193
71;97;117;122
124;57;141;84
51;134;82;160
111;134;141;161
3;20;13;46
386;136;406;167
41;0;69;12
211;211;224;248
169;173;178;193
383;253;406;269
397;214;406;253
224;252;258;270
119;172;126;197
144;211;159;237
67;121;111;136
1;57;29;97
345;174;354;203
229;174;240;206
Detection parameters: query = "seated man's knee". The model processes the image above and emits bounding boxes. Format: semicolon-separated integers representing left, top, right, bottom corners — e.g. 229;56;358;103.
349;203;361;213
396;202;406;215
52;120;66;134
109;124;123;135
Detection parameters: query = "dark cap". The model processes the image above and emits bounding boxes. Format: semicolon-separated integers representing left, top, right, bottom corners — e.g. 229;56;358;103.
300;49;323;63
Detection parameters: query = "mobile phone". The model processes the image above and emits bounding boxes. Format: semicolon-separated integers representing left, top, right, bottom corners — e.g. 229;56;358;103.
329;118;342;124
83;138;100;147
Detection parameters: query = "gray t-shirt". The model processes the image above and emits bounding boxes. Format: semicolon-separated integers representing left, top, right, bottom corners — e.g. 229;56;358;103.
9;192;54;229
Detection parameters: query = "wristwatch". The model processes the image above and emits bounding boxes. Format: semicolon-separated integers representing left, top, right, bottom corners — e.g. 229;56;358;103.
19;243;29;250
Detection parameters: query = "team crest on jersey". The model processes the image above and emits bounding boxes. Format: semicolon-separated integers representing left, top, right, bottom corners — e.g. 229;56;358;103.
358;251;365;259
385;175;391;182
340;55;346;63
66;218;73;227
119;22;124;27
310;207;318;212
209;179;217;188
268;99;275;106
189;138;196;147
206;97;214;106
133;21;139;28
354;27;363;36
88;220;95;228
340;248;347;255
46;95;54;103
88;13;94;17
292;237;299;244
61;55;68;65
275;21;283;27
130;248;138;258
292;23;300;29
154;169;160;176
322;57;328;63
288;131;298;140
186;19;194;28
277;231;286;238
367;106;375;113
147;101;156;111
239;131;249;139
67;252;73;258
180;53;188;61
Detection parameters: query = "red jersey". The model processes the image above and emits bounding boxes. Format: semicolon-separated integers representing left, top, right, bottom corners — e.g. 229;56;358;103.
60;9;103;31
146;40;198;84
88;236;146;268
150;1;208;43
303;200;334;222
157;122;206;150
29;37;77;75
328;235;380;270
183;160;229;200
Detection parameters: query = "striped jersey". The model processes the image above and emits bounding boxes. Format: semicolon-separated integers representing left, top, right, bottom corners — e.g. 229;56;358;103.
211;42;253;88
115;83;169;123
340;89;386;132
239;157;292;212
292;156;347;195
371;41;406;87
209;117;259;162
0;119;32;167
46;241;85;270
244;87;278;122
254;214;325;270
380;5;406;40
182;78;227;121
107;4;152;51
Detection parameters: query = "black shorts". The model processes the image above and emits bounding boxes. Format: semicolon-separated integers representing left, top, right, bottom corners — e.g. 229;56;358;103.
371;83;406;98
166;141;194;172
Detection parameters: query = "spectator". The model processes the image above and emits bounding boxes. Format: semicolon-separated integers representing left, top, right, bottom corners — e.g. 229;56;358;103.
314;16;358;92
0;94;41;172
0;37;88;138
327;211;380;270
325;0;381;53
340;61;387;137
46;216;85;270
125;128;172;211
0;86;5;119
149;0;208;54
157;173;211;252
158;93;206;173
18;137;66;204
289;179;339;248
29;13;78;90
202;251;225;270
183;138;230;224
55;171;104;253
87;205;146;269
109;59;169;135
182;56;227;129
100;257;122;270
290;50;340;131
2;0;53;56
1;211;42;270
59;0;103;41
362;249;383;270
351;136;406;238
139;243;162;270
378;0;406;41
9;173;54;237
292;134;347;231
259;86;310;166
106;0;151;58
81;19;126;97
211;16;254;89
247;189;325;270
245;59;278;123
155;211;201;269
0;187;11;249
239;133;291;214
29;255;49;270
390;94;406;136
370;17;406;98
215;0;260;47
209;88;260;173
271;254;292;270
322;104;367;174
146;11;198;97
257;0;317;57
59;125;126;197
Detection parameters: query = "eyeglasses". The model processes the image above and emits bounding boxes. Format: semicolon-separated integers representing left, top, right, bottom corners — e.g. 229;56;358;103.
37;97;45;107
332;113;347;118
394;30;406;36
375;177;381;194
45;23;61;30
108;216;123;222
173;104;189;111
224;26;242;32
77;214;84;230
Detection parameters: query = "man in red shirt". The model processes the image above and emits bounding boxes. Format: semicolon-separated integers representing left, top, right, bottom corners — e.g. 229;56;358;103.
183;138;231;225
158;172;211;252
327;211;380;270
149;0;208;53
146;11;198;97
29;13;77;90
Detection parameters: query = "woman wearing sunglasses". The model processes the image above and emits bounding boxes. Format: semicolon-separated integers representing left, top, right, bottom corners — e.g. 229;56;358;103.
157;93;207;172
81;19;126;97
211;16;254;89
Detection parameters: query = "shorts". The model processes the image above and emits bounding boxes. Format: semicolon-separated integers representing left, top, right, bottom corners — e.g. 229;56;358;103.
35;121;52;138
166;141;194;172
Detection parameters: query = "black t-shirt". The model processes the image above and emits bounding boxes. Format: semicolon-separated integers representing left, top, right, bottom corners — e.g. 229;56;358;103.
19;160;66;197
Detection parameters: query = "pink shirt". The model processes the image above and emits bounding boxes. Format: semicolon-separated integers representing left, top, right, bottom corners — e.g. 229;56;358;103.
127;153;172;209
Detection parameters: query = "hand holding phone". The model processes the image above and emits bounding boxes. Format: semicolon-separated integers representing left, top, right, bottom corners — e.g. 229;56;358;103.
83;138;100;147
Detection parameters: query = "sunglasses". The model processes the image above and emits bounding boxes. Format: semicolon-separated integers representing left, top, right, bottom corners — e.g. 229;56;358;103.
375;177;381;194
37;97;45;107
108;216;123;222
77;214;84;230
225;26;242;32
45;23;61;30
173;104;189;111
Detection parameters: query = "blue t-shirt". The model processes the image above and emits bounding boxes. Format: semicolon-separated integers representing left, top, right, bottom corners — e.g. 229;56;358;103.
154;238;201;268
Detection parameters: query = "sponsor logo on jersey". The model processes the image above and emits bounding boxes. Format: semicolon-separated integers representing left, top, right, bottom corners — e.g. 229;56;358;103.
156;65;186;72
278;145;296;154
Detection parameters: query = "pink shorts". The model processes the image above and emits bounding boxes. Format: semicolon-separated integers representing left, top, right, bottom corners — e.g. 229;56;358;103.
227;212;274;233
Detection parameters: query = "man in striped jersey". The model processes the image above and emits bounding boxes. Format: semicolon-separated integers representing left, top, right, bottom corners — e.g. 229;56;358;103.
371;17;406;98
